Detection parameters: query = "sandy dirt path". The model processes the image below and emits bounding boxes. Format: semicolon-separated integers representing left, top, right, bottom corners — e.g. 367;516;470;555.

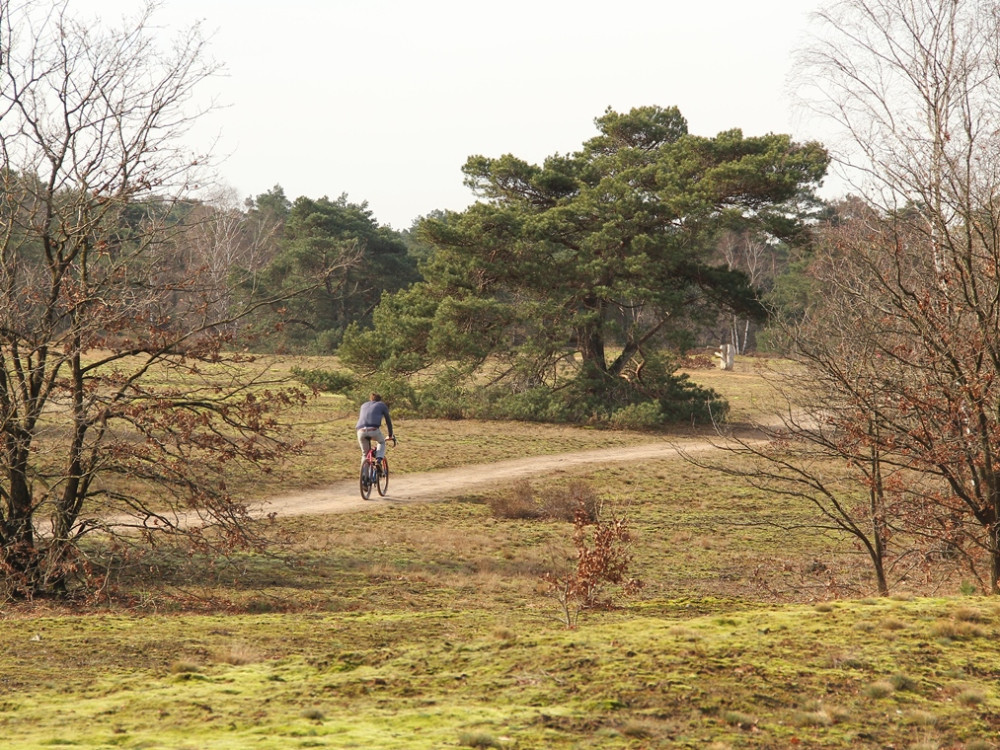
260;439;724;518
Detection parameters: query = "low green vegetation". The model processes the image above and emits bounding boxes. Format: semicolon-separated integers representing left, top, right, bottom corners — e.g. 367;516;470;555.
3;594;1000;748
1;358;997;749
293;357;729;429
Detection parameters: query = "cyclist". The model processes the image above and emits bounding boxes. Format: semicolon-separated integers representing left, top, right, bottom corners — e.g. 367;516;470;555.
356;392;394;469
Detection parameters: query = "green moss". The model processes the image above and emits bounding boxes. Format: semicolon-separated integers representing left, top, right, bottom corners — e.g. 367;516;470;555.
2;598;999;748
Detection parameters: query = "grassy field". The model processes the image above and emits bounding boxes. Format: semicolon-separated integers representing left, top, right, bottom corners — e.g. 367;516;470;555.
1;356;998;749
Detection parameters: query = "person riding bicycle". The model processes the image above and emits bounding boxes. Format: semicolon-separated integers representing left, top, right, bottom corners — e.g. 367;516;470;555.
356;392;394;468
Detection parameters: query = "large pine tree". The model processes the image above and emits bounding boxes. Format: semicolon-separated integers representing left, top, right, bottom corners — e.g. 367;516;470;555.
341;106;827;417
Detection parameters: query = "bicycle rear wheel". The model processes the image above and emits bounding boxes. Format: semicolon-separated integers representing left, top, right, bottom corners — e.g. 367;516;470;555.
359;462;373;500
377;457;389;496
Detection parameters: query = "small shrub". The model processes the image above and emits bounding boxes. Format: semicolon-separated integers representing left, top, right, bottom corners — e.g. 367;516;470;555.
492;626;517;644
213;642;261;666
542;501;643;627
791;709;833;727
879;617;906;631
932;619;986;640
721;710;756;729
888;674;918;691
620;720;657;738
414;388;468;419
667;625;701;641
170;660;201;675
429;353;733;428
486;386;573;424
826;652;866;670
489;480;601;523
684;351;717;369
957;687;987;706
457;731;502;749
488;480;544;520
954;606;985;622
828;706;852;723
411;369;476;419
797;700;847;723
863;681;895;699
540;481;600;522
291;366;355;394
902;710;938;726
656;373;729;425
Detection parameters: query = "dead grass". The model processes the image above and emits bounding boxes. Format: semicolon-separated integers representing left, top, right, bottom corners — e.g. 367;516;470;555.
791;709;834;727
487;478;544;519
487;478;600;522
957;687;988;706
932;618;988;640
212;641;263;666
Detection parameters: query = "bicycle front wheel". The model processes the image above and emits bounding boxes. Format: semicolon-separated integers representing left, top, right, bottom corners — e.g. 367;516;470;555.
377;458;389;496
360;463;373;500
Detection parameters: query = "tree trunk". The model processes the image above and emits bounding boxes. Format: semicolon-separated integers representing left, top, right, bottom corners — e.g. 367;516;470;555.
988;519;1000;594
991;539;1000;595
715;344;735;370
869;447;890;596
576;296;608;377
54;352;88;542
2;449;37;579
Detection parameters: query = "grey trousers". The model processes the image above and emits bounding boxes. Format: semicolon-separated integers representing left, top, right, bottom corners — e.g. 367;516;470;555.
357;427;386;459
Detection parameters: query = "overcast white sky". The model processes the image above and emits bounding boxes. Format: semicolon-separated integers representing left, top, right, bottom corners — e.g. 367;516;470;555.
73;0;833;229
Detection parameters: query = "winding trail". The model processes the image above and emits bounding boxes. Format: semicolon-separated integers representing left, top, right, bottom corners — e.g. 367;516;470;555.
260;439;724;518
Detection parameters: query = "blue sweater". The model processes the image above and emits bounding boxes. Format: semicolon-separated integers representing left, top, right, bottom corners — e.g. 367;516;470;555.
356;400;393;434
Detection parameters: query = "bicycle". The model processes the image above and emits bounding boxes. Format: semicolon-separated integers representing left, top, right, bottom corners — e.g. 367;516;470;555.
360;436;395;499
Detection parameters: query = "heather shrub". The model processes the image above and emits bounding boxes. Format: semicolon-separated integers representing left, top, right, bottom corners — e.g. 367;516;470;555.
489;480;600;522
540;480;600;522
488;479;545;520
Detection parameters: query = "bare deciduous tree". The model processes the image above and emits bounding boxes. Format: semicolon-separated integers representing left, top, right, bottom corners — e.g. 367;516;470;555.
717;230;773;354
775;0;1000;593
180;188;285;328
0;1;344;597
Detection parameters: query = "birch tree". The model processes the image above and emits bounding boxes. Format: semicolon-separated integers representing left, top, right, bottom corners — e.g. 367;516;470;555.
783;0;1000;592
